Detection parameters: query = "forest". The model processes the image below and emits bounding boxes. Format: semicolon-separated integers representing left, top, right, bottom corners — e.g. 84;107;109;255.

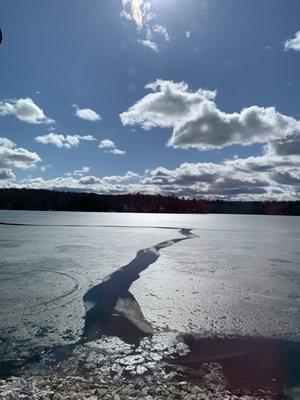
0;188;299;215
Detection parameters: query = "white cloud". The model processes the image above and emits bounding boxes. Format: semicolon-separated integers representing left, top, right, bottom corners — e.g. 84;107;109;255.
120;80;216;130
120;79;300;150
142;163;223;186
271;170;300;186
140;150;300;200
40;164;51;173
122;0;144;28
78;176;101;185
35;133;96;149
4;142;300;200
11;148;299;200
138;39;158;52
65;166;91;177
0;168;15;180
99;139;126;155
153;24;170;42
0;98;54;124
102;170;139;182
171;104;299;150
226;153;299;173
73;105;101;122
284;31;300;52
79;171;138;186
15;176;83;192
13;170;140;194
0;137;41;170
267;134;300;156
121;1;169;52
99;139;115;149
111;148;126;155
0;138;15;149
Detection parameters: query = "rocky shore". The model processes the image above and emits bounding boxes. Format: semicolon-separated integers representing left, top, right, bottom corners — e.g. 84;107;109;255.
0;374;277;400
1;333;291;400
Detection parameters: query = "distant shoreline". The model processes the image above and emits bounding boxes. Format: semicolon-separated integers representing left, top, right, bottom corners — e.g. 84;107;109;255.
0;188;299;215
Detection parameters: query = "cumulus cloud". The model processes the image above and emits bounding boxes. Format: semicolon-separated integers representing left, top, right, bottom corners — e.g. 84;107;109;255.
99;139;116;149
136;131;300;199
65;166;91;177
0;98;54;124
141;152;299;200
73;105;101;122
78;176;101;185
142;163;222;186
0;137;41;170
120;80;300;150
103;171;139;182
171;104;299;150
284;31;300;52
226;153;299;173
267;134;300;156
121;80;216;130
0;138;14;149
12;148;299;200
35;133;96;149
79;171;139;185
271;170;300;186
5;145;300;200
12;170;140;195
0;168;15;180
99;139;126;155
144;163;239;190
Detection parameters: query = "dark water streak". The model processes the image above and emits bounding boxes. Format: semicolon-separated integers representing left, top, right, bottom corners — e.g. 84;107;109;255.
82;228;197;344
169;334;300;399
0;225;197;376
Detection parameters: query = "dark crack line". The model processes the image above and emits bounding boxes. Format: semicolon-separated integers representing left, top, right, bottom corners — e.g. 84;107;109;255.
0;221;235;232
82;228;198;344
0;222;184;230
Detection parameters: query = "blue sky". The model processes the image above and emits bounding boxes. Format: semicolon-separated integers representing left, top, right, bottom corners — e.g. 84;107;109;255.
0;0;299;199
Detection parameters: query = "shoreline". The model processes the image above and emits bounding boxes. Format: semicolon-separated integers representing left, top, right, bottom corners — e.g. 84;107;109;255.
0;374;281;400
1;331;299;399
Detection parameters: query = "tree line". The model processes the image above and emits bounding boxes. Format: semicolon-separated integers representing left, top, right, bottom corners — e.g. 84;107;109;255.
0;188;299;215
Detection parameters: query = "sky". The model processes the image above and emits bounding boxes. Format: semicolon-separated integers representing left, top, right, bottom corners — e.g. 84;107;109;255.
0;0;299;200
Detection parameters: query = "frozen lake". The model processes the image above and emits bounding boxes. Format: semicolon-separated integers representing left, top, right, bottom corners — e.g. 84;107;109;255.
0;210;299;382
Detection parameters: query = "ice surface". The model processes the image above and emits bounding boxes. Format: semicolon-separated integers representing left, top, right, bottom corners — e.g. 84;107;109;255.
0;210;299;382
131;214;300;340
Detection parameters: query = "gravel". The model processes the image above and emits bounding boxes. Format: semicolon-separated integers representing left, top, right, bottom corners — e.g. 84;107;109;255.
0;374;273;400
